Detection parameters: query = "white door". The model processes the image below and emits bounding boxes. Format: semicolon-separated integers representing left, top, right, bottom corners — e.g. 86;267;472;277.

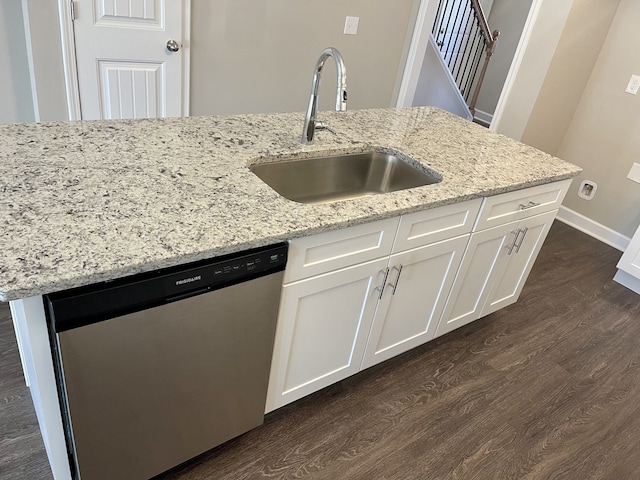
72;0;187;120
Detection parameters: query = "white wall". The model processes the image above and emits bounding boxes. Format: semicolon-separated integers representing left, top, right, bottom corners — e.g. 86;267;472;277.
555;0;639;238
0;0;34;123
412;37;471;119
22;0;68;122
474;0;534;120
189;0;419;115
491;0;574;139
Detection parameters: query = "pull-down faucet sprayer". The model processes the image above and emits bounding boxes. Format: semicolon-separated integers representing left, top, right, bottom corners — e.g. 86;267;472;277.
301;47;347;145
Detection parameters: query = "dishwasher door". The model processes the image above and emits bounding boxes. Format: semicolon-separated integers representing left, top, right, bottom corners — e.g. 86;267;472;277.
47;246;286;480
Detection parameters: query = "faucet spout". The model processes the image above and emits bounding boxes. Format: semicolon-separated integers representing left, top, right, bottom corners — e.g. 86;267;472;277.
301;47;347;145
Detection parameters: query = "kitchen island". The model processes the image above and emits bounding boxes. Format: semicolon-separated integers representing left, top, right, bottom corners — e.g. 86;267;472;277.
0;107;581;479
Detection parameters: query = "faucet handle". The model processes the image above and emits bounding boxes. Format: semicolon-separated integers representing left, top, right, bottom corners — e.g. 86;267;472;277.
315;121;337;136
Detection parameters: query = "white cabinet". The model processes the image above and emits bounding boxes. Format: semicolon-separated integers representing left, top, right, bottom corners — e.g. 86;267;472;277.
265;258;388;411
361;234;469;369
266;200;481;412
433;180;570;339
481;210;557;316
266;181;569;412
614;223;640;294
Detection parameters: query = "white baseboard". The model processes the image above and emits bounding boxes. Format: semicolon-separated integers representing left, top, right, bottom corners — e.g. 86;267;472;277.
473;108;493;127
556;206;630;252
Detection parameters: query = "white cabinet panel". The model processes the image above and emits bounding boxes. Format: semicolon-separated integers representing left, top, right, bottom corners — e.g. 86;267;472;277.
614;221;640;293
617;225;640;279
482;210;556;316
475;179;570;230
266;258;388;412
435;222;515;337
393;199;481;253
361;235;469;369
285;217;399;283
436;210;557;338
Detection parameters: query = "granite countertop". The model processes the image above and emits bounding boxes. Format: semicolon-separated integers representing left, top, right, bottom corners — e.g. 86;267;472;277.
0;107;581;301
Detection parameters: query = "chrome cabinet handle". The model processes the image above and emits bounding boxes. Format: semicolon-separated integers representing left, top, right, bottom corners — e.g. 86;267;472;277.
387;265;404;295
518;201;540;210
374;267;390;300
314;121;337;135
506;229;520;255
514;227;529;253
166;39;180;52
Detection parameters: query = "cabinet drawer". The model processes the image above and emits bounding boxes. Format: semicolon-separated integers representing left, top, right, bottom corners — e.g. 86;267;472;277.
284;217;400;283
475;179;571;231
393;199;482;253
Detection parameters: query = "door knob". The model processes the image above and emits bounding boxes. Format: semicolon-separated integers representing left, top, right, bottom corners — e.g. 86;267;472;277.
166;40;180;52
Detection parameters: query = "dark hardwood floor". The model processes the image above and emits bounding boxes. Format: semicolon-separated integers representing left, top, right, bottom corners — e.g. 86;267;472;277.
2;221;639;480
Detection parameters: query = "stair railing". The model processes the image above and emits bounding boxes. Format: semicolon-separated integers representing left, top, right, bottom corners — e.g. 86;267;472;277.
432;0;499;116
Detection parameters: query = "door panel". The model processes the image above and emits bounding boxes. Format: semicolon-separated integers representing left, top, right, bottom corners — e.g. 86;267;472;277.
100;61;162;118
74;0;185;119
96;0;160;25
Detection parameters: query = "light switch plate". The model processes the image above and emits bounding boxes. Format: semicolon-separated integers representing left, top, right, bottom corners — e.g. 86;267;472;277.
627;162;640;183
344;16;359;35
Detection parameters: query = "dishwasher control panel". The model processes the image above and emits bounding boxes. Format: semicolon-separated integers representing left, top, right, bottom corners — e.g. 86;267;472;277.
45;242;288;332
166;247;287;297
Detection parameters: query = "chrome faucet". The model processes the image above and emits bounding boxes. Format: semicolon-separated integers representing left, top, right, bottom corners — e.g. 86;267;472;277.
301;47;348;145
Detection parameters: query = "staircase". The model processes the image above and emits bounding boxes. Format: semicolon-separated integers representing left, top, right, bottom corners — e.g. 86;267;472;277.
431;0;499;118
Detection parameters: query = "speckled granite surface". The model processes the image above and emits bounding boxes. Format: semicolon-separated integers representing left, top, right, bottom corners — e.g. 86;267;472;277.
0;107;581;301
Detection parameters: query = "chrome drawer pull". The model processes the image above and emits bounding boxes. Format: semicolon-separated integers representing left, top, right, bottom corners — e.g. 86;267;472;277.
506;229;520;255
387;265;404;295
374;267;390;300
514;227;529;253
518;201;540;210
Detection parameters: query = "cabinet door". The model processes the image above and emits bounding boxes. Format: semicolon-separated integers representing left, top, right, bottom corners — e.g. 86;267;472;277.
617;224;640;279
265;258;389;412
361;235;469;369
481;210;557;316
434;220;519;338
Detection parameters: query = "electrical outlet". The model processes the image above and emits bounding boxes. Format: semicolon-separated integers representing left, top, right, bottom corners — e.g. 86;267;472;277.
625;75;640;95
578;180;597;200
344;16;359;35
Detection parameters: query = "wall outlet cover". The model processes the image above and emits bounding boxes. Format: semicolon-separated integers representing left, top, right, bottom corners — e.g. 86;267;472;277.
578;180;597;200
626;75;640;95
627;162;640;184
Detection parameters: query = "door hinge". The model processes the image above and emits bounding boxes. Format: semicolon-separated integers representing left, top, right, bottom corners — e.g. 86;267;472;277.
70;1;78;20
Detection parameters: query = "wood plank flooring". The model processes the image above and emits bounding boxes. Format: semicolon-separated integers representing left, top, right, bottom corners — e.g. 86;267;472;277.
1;221;639;479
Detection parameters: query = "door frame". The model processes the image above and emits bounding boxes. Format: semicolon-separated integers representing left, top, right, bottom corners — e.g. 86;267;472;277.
57;0;191;121
396;0;543;132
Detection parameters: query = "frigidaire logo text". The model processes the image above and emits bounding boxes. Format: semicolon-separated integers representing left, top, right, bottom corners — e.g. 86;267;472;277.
175;275;202;286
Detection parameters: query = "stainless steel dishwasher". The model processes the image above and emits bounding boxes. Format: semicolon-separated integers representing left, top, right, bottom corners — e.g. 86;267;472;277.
44;243;287;480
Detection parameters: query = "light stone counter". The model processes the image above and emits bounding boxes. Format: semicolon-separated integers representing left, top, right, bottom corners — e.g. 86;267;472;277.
0;107;581;301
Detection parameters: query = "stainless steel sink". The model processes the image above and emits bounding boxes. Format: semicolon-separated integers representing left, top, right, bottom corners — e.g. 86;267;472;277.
249;151;442;204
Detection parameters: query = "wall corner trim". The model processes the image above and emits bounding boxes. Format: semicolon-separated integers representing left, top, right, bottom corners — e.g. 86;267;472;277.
556;205;630;252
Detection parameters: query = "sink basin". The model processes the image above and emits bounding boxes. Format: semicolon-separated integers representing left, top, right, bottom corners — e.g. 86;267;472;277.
249;150;442;204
